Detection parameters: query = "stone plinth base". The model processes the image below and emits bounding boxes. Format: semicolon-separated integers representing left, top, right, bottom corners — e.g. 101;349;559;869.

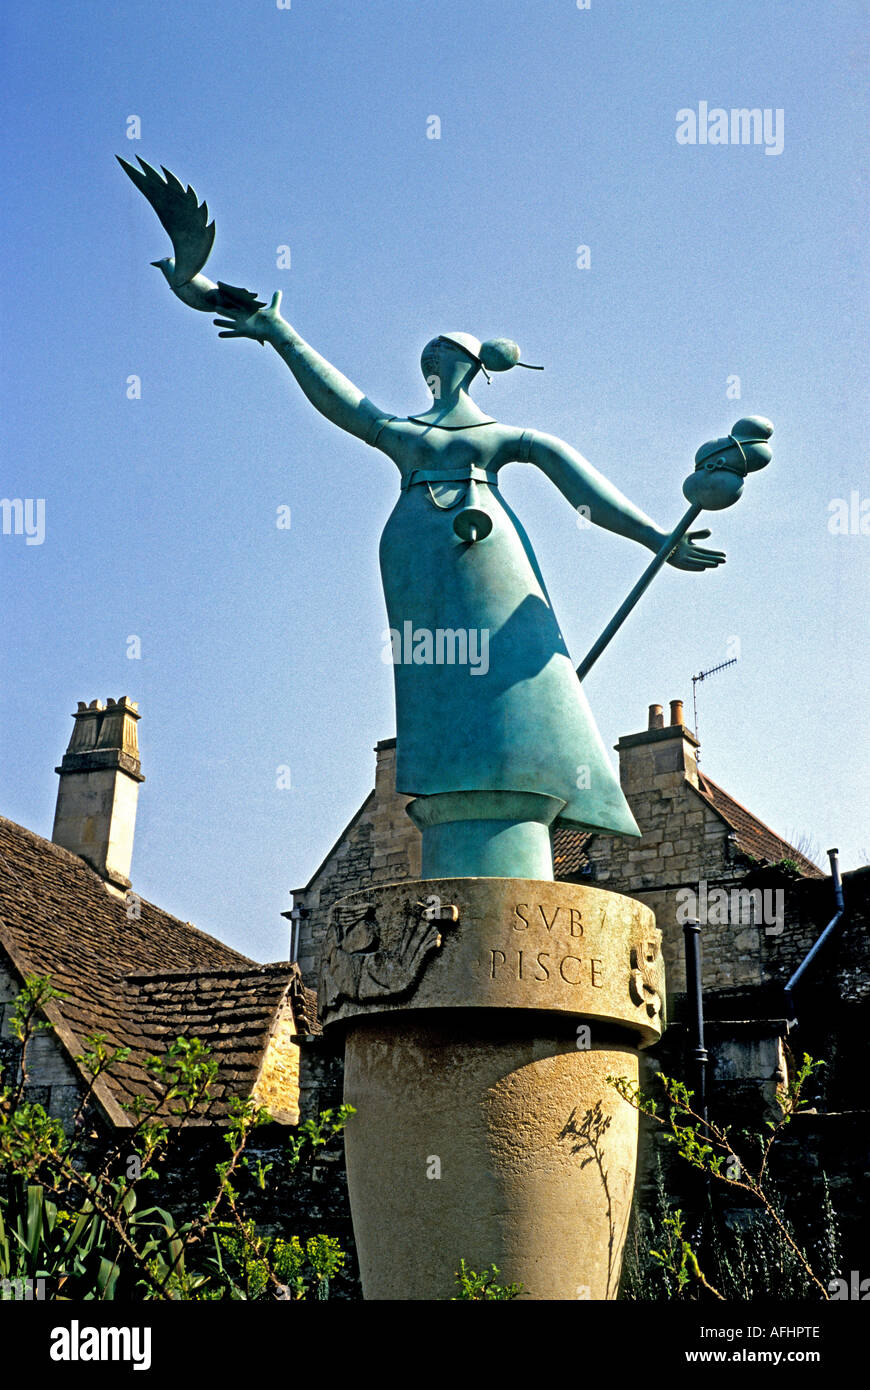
344;1014;640;1300
320;878;665;1301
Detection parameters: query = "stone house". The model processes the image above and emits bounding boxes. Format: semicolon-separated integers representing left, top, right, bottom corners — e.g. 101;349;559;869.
0;697;321;1133
0;698;353;1276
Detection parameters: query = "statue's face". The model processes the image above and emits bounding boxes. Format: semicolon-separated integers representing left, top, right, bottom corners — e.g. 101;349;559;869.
420;339;442;378
420;337;478;387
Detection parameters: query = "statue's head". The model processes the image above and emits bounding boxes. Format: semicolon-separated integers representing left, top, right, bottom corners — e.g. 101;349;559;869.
420;334;542;392
420;335;481;392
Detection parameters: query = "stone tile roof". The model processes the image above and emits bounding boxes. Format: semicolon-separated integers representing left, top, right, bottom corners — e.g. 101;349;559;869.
0;816;316;1126
694;773;824;878
552;826;593;877
104;966;316;1121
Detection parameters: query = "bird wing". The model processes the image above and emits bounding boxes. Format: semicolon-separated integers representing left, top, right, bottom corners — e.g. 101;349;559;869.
117;156;215;285
215;281;266;314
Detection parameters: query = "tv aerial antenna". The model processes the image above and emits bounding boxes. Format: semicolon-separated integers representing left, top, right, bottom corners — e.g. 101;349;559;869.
692;657;738;764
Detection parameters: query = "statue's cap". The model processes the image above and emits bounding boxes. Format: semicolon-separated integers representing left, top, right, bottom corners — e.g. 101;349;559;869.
438;333;543;374
439;332;484;361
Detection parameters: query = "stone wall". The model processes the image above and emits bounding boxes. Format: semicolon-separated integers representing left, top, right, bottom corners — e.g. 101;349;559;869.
250;1000;303;1125
0;955;83;1133
293;740;421;989
631;865;870;1277
584;724;766;995
760;865;869;998
633;1035;870;1276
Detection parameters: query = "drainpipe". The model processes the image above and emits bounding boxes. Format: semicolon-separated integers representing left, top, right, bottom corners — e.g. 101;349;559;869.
683;919;708;1127
281;903;309;963
784;848;846;1020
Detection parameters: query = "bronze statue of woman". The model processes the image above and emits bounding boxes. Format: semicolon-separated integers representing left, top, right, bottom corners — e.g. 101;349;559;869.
120;158;725;881
218;297;726;879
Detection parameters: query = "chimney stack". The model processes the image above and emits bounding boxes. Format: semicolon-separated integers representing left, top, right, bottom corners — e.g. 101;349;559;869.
52;698;144;895
616;698;699;794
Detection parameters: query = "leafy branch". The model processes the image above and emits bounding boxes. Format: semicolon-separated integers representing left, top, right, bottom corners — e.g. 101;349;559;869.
450;1258;523;1300
608;1054;829;1299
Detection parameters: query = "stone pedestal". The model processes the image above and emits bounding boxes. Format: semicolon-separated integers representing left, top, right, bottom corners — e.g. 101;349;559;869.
319;877;664;1301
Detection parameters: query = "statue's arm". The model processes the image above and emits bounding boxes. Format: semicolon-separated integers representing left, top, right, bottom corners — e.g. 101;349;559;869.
267;321;390;444
526;432;665;551
215;292;390;445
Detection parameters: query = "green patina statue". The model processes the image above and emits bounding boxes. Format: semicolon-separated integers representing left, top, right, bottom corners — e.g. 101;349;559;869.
120;158;766;882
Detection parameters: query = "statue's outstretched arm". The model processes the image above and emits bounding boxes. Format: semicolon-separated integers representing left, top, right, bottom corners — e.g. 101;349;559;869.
528;432;663;548
215;291;389;445
527;432;725;571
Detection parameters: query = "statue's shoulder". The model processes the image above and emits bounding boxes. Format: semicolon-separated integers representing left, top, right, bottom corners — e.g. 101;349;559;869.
363;414;432;467
364;413;414;447
491;424;538;464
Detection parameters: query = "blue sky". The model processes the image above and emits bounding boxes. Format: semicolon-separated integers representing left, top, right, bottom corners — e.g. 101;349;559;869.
2;0;867;962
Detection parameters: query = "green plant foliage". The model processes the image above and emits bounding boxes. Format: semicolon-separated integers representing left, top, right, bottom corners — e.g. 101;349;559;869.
207;1224;346;1300
611;1055;840;1301
0;973;354;1300
450;1258;524;1300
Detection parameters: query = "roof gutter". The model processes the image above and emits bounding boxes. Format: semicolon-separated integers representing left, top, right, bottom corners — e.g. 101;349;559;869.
784;848;846;1020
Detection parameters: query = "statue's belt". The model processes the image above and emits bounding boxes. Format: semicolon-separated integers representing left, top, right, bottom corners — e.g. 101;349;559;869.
400;467;499;492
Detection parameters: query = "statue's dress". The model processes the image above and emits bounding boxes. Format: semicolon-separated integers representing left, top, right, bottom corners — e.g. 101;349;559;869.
378;427;640;839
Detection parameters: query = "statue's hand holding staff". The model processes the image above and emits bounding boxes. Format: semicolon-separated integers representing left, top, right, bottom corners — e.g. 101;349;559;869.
665;528;726;572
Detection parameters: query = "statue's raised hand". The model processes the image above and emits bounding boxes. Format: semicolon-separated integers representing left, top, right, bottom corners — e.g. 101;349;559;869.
666;528;726;571
214;290;286;345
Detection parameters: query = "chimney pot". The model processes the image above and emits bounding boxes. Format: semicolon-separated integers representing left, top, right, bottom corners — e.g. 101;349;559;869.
670;699;684;727
648;704;664;730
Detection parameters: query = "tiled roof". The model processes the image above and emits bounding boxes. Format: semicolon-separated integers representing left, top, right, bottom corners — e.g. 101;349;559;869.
0;816;315;1125
552;826;593;877
107;966;315;1120
694;774;824;878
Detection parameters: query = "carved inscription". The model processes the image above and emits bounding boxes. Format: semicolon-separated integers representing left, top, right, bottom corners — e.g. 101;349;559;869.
473;900;654;1005
318;883;663;1038
490;949;604;987
479;901;603;987
513;903;583;937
